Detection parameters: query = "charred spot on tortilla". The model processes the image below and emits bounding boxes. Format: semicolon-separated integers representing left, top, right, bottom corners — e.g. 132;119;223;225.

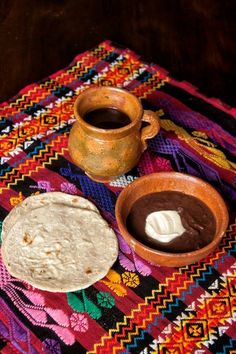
23;233;34;245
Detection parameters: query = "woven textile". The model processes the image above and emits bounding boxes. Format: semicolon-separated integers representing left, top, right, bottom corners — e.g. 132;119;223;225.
0;40;236;354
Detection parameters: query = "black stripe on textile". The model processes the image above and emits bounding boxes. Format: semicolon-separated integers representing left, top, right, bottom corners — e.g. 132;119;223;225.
79;52;120;82
0;337;7;350
194;264;222;294
208;332;235;354
115;263;160;299
141;98;163;112
45;154;83;190
136;70;152;83
228;244;236;258
23;104;45;117
161;296;188;322
124;332;155;354
0;162;14;178
0;290;87;353
59;343;87;354
9;176;37;196
68;287;125;333
125;166;140;179
0;204;8;220
104;52;120;63
57;343;87;354
23;138;46;155
135;273;160;299
43;153;73;176
52;85;73;98
79;68;98;82
161;83;236;136
0;118;14;135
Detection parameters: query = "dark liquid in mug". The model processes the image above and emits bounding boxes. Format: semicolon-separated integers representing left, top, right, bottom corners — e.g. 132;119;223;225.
83;107;131;129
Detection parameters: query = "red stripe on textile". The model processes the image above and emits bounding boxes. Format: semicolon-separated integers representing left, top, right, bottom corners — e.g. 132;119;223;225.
0;189;23;211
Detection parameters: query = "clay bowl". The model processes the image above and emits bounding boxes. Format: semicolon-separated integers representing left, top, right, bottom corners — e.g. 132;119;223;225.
115;172;229;267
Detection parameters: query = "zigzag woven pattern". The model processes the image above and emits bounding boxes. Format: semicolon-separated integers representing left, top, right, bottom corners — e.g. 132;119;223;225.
0;40;236;354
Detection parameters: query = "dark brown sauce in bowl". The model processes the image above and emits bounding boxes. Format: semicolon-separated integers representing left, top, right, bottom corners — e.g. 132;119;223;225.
126;191;216;253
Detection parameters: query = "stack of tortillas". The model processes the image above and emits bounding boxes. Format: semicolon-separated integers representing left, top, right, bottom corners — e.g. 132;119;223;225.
1;192;118;292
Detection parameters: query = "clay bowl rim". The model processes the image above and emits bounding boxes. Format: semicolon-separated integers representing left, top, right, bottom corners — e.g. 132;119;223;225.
73;86;143;135
115;172;229;260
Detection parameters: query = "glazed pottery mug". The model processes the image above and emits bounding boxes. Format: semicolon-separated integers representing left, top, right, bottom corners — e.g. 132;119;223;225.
68;86;160;182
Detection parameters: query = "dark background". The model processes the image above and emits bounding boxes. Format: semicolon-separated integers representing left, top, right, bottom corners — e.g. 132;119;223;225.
0;0;235;105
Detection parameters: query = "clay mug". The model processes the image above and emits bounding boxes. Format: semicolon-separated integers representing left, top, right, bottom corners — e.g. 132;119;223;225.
68;86;160;182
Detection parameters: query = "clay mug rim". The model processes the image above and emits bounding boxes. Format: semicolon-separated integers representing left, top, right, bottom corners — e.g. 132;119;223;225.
74;86;143;136
115;172;229;265
74;86;161;145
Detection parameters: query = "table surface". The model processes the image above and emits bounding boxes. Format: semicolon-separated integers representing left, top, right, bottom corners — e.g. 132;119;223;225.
0;40;235;354
0;0;235;105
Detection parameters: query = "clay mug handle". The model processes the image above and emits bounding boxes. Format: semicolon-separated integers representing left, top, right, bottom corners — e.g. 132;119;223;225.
140;110;160;152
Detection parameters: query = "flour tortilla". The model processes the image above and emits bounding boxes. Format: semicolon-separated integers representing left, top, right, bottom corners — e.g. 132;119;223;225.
2;192;100;242
1;192;118;292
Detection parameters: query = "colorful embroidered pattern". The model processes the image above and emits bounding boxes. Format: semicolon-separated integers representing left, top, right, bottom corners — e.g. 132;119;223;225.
0;40;235;353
